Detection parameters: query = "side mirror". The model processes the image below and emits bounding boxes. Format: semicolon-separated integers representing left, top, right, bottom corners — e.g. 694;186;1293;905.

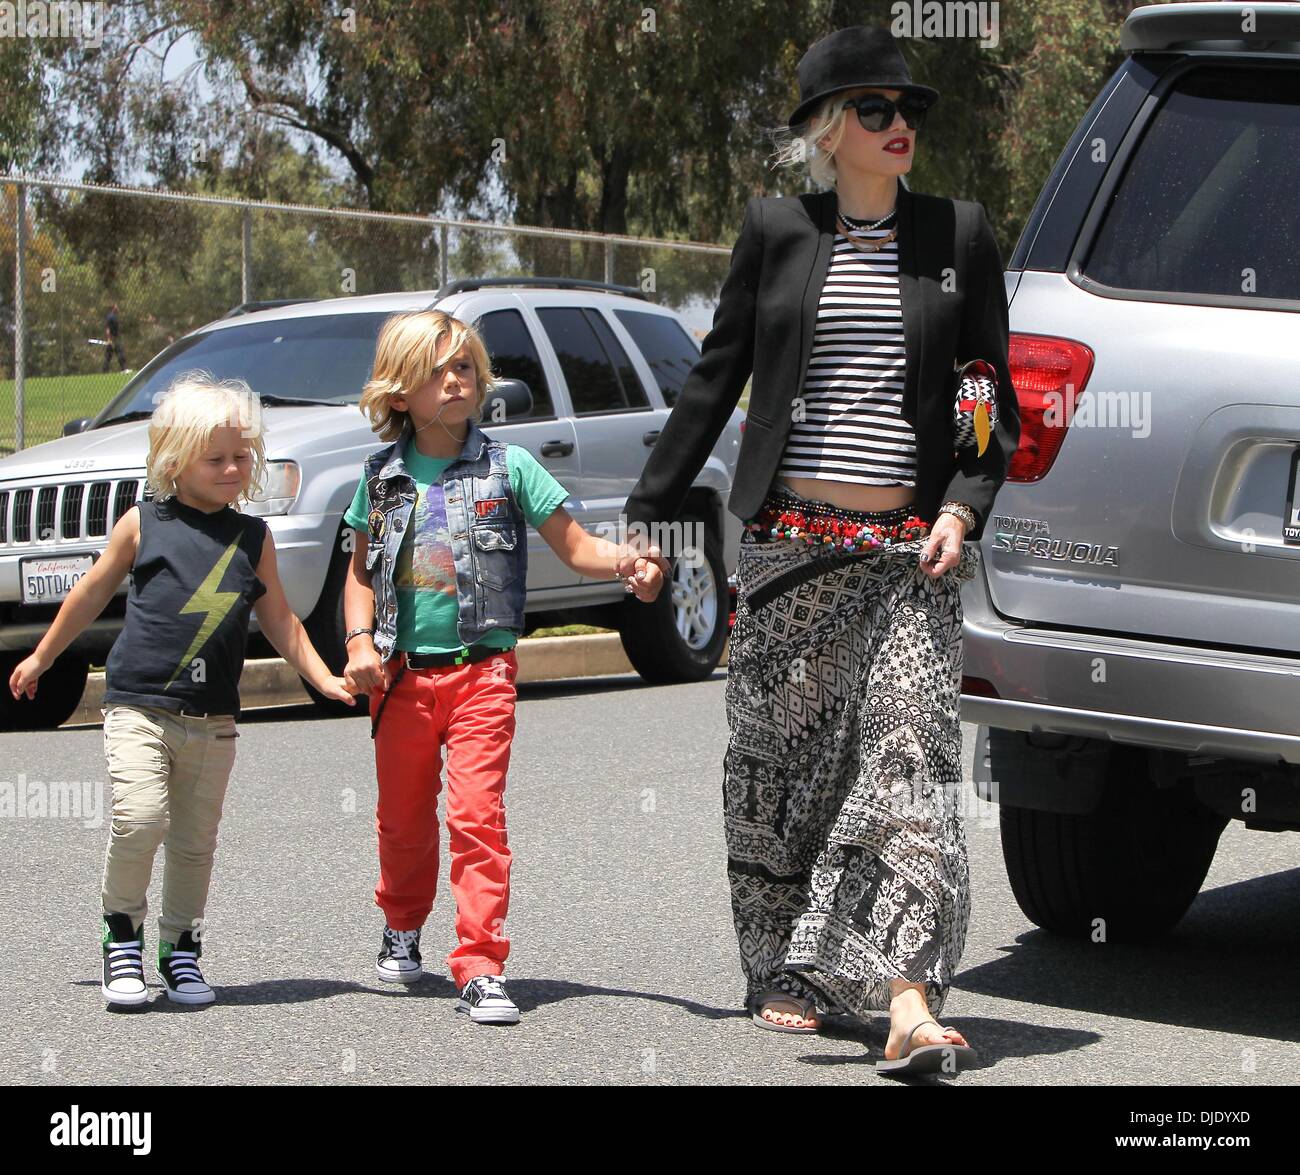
62;418;93;436
482;379;534;422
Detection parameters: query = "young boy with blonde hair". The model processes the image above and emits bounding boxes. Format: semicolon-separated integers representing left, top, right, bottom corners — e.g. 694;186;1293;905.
342;310;667;1023
9;373;354;1007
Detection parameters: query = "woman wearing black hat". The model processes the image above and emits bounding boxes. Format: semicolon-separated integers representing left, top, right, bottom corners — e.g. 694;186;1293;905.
621;25;1019;1075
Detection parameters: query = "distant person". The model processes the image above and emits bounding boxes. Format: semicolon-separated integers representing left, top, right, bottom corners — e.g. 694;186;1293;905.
102;302;128;372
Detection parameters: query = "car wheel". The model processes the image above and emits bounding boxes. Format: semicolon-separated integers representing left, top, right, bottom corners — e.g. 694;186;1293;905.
0;650;91;732
617;511;729;683
999;744;1228;942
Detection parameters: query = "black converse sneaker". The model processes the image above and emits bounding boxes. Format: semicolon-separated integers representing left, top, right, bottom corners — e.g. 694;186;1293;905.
456;975;520;1024
376;925;423;983
101;913;147;1006
157;931;215;1005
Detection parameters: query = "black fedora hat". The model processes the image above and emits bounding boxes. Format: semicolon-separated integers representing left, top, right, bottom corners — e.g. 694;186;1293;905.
788;25;939;130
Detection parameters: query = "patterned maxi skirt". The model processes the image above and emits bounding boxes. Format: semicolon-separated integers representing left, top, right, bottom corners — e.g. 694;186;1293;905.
723;488;979;1022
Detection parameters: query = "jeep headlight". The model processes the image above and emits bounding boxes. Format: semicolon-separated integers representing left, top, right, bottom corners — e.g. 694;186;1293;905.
244;460;301;516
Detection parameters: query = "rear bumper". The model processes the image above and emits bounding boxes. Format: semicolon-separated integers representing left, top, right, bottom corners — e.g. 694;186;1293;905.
960;555;1300;766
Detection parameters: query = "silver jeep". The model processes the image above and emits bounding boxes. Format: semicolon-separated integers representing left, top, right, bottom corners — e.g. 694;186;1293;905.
965;2;1300;941
0;279;743;730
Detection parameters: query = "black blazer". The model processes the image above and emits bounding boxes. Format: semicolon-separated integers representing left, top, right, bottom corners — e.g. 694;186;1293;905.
623;182;1020;544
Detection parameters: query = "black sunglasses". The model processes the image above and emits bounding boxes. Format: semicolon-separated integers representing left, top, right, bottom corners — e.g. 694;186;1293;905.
840;93;932;133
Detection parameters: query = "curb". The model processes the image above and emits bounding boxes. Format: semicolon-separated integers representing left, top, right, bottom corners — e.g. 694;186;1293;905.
64;632;731;727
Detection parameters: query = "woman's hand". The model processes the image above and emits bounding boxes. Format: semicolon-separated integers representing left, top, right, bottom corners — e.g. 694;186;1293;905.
8;651;46;701
918;513;967;578
344;636;389;693
615;544;671;602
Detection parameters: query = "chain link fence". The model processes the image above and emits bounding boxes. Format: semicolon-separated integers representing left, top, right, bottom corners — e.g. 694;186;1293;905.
1;175;732;454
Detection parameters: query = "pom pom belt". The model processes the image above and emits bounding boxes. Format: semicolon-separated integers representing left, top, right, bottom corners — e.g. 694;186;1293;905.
745;487;931;552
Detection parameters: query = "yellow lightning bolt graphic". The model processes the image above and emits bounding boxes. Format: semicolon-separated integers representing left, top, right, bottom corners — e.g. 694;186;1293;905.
165;539;242;689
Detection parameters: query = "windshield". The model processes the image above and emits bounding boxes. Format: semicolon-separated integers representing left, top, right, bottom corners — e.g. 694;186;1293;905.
95;311;395;424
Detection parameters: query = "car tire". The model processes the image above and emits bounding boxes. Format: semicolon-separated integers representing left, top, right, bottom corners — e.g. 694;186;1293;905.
999;745;1228;942
0;650;91;732
617;511;729;684
300;533;357;716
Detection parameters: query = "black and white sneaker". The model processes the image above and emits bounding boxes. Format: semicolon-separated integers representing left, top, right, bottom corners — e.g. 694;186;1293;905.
101;913;147;1006
157;930;215;1005
377;925;423;983
456;975;520;1024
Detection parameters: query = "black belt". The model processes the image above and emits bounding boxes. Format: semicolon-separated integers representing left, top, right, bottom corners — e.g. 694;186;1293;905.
403;644;507;669
744;553;866;614
370;645;508;741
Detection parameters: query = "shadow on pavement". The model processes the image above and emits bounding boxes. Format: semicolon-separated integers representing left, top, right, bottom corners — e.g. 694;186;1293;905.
75;974;747;1019
954;867;1300;1041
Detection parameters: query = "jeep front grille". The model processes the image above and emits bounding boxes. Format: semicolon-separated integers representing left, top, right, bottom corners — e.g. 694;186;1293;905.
0;477;143;548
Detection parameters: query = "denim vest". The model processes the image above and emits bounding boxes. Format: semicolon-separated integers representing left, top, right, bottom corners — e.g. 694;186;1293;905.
359;420;528;663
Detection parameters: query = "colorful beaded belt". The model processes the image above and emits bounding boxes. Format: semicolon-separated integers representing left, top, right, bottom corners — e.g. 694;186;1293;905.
746;488;931;552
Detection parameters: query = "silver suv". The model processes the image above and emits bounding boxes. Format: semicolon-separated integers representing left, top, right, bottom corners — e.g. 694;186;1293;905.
965;2;1300;941
0;278;743;730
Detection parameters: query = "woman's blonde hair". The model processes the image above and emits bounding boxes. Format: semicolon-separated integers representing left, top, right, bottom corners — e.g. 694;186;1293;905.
144;372;267;503
767;89;914;191
359;310;500;443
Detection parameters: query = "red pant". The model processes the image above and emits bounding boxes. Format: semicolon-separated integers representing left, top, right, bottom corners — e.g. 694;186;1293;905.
370;651;518;988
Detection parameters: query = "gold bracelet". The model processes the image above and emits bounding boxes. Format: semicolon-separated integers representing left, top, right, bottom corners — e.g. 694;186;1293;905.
938;501;977;533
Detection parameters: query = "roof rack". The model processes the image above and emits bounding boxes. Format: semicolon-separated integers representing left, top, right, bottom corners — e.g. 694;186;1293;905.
1122;2;1300;53
429;277;648;303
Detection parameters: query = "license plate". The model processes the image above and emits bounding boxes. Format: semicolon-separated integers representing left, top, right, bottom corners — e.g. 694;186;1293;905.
20;553;96;604
1285;449;1300;545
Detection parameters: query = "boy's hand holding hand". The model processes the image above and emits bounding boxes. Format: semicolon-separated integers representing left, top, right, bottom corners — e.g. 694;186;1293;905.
344;637;393;694
8;652;46;701
615;544;670;603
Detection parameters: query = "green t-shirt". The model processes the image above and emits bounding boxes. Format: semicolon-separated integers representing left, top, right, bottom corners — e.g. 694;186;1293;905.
344;439;570;653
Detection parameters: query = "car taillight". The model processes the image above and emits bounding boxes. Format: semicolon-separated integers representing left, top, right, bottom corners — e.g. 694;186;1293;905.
1006;333;1095;482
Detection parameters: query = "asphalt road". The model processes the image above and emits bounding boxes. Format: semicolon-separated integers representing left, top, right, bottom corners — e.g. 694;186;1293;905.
2;674;1297;1087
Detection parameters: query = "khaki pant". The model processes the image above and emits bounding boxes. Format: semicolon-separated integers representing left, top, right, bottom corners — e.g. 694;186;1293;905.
100;704;239;943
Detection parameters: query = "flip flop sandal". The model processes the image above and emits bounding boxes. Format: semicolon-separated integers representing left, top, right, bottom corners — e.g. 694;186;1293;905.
751;993;821;1034
875;1019;977;1076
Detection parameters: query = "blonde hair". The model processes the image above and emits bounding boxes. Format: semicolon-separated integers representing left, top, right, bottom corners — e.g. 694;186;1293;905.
767;88;916;190
145;372;268;503
359;310;500;443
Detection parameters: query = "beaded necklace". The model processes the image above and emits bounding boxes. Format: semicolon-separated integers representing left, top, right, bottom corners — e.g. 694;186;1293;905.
836;204;898;253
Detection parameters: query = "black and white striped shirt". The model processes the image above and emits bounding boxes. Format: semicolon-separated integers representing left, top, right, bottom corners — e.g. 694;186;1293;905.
777;223;917;487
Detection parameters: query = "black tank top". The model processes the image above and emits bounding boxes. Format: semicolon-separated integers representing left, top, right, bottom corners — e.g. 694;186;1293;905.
103;497;268;719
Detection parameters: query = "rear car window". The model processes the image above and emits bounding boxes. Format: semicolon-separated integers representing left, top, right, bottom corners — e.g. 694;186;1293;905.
536;307;649;414
1082;66;1300;301
613;310;700;407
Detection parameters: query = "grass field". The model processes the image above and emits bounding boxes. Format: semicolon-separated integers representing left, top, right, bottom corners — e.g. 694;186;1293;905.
0;371;133;455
